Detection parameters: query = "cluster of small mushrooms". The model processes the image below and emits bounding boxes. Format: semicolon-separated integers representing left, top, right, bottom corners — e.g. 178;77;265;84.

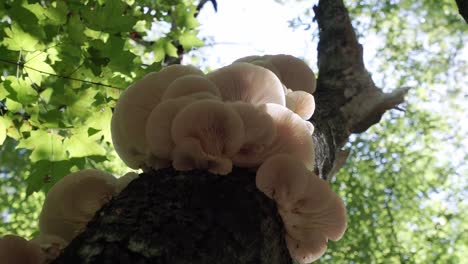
0;169;138;263
0;54;347;264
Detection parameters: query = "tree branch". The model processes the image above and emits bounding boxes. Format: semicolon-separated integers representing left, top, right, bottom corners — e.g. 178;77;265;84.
311;0;408;180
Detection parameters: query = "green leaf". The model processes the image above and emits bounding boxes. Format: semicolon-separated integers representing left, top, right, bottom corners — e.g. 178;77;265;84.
153;42;166;62
165;41;179;57
3;23;39;51
87;107;113;143
66;89;98;119
3;76;38;105
67;13;86;44
63;131;106;158
43;1;69;25
26;159;84;196
179;31;204;49
5;98;23;113
1;114;21;140
0;117;6;145
24;52;56;85
17;130;68;162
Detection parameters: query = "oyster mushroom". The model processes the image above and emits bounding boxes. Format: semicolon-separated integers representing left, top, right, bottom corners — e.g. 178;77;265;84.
255;154;310;209
286;90;316;120
146;96;196;164
0;235;45;264
161;75;221;101
111;65;203;169
207;62;286;106
171;100;244;174
230;102;277;167
39;169;118;242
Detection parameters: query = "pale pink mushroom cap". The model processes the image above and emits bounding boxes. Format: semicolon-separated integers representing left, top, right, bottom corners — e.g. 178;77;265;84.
206;62;286;106
146;97;196;161
264;54;316;94
255;154;311;209
171;100;245;175
285;232;327;264
233;56;282;77
234;54;317;94
258;103;315;170
0;235;45;264
172;137;233;175
161;75;221;101
39;169;118;242
288;180;347;241
286;90;316;120
230;102;277;167
111;65;203;169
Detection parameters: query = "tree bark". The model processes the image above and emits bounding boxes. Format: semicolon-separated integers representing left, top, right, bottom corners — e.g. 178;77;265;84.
51;0;407;263
456;0;468;23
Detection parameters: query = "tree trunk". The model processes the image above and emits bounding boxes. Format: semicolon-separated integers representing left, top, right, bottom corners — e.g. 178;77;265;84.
51;0;407;263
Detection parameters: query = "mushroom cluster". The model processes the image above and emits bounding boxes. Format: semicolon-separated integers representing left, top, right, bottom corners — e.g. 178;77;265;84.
0;55;346;264
110;54;347;263
0;170;138;263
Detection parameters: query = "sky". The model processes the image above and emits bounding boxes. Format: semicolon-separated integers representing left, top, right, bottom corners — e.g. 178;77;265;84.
188;0;319;70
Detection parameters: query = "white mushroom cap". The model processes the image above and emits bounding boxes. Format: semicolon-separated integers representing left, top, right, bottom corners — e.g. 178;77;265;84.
229;102;277;167
162;75;221;101
258;103;315;170
255;154;310;209
172;137;233;175
285;90;316;120
146;96;196;162
39;169;118;242
206;62;286;106
285;232;327;264
264;54;316;94
171;100;245;175
234;56;281;77
111;65;203;169
0;235;45;264
288;180;347;241
234;54;317;94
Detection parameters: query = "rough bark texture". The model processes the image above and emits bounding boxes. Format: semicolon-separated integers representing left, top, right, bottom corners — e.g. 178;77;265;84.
52;168;291;264
311;0;408;180
52;0;407;263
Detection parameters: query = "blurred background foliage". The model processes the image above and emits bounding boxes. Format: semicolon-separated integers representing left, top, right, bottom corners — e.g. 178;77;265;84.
0;0;467;263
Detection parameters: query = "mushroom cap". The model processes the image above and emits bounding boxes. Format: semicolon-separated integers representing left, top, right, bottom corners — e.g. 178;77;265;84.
39;169;118;241
146;96;196;161
0;235;45;264
255;154;311;209
111;65;203;169
234;54;316;94
234;56;281;77
206;62;286;106
264;54;316;94
162;75;221;101
30;234;67;262
172;100;245;159
287;176;347;241
230;102;277;167
172;137;233;175
285;90;316;120
258;103;315;170
285;232;327;264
